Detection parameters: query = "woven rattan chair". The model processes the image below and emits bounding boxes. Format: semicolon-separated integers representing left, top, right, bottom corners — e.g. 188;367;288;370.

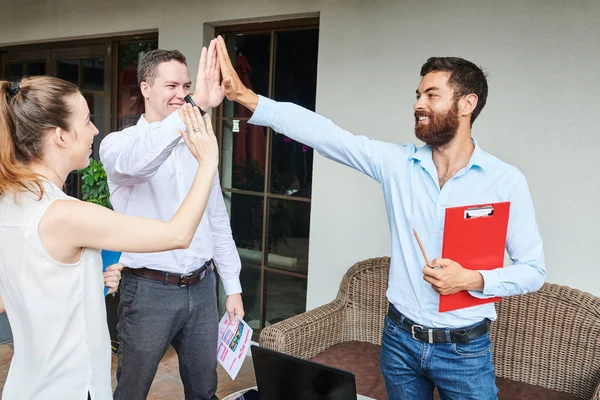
259;256;600;399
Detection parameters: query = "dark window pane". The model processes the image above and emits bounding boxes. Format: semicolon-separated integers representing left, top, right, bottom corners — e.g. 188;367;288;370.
227;192;264;329
264;271;307;327
82;58;104;91
7;63;23;81
269;131;313;198
269;29;318;197
57;59;79;84
229;193;264;253
221;119;266;192
222;33;270;118
267;199;310;275
117;41;158;130
26;62;46;76
237;262;262;330
82;58;105;159
273;29;319;110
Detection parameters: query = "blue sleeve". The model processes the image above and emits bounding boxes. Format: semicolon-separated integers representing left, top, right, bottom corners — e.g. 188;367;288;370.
249;95;399;183
470;170;546;298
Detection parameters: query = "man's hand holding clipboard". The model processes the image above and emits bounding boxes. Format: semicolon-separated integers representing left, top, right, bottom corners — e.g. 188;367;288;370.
414;229;485;296
414;201;510;312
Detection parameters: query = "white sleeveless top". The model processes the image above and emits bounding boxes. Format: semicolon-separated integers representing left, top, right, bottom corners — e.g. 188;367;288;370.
0;182;112;400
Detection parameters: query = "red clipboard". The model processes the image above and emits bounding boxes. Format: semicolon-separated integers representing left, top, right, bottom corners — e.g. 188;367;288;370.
438;202;510;312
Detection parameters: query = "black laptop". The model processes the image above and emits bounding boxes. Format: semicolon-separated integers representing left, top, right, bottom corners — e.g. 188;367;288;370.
249;345;369;400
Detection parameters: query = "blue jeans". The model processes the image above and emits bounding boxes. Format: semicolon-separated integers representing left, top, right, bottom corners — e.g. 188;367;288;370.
380;311;498;400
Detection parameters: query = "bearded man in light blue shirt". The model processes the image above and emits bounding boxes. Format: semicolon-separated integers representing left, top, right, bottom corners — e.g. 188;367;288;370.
216;36;545;400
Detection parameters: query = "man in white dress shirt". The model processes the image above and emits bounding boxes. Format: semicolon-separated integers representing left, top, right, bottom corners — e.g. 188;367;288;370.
100;41;244;400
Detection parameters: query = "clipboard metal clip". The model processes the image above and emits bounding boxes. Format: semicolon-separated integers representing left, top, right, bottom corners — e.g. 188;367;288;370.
464;205;494;219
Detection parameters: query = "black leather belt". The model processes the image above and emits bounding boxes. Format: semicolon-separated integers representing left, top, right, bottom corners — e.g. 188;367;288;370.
124;260;213;287
387;305;490;344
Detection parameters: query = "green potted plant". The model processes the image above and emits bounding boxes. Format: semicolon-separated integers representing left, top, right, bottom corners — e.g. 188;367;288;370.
81;157;112;208
80;158;120;353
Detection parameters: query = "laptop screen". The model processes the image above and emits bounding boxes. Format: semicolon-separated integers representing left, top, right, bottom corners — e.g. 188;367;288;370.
251;345;357;400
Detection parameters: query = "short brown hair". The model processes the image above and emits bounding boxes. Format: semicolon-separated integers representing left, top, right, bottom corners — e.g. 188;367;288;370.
137;49;187;86
420;57;488;126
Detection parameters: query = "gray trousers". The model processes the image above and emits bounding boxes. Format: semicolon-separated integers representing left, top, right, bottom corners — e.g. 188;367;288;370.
113;270;219;400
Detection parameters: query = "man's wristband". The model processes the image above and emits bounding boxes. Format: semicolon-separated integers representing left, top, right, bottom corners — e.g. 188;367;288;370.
184;94;206;116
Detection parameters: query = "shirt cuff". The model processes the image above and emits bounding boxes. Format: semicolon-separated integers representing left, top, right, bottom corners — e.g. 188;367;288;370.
248;95;277;126
221;279;242;296
160;109;187;137
468;269;498;299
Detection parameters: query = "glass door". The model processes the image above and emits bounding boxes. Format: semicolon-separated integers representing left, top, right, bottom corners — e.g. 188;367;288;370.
215;18;320;335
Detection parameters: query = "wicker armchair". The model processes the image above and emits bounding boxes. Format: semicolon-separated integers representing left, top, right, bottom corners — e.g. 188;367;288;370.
259;257;600;399
260;257;389;359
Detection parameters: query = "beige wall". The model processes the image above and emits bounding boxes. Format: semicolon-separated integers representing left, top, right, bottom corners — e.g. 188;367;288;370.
2;0;599;309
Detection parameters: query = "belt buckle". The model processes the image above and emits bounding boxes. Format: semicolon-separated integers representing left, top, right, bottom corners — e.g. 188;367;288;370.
411;325;424;341
411;325;434;343
179;272;193;287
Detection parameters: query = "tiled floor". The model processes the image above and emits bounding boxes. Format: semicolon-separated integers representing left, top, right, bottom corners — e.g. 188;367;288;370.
0;343;257;399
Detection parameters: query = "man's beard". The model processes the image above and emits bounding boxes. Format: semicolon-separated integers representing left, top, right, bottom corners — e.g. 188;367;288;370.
414;103;460;148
